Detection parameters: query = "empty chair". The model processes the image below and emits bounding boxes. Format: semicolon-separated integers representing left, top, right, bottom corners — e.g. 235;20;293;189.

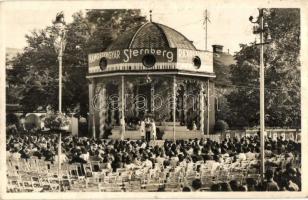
164;182;181;192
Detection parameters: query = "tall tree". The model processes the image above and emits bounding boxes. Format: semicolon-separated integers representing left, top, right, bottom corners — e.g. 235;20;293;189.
7;9;147;116
213;51;236;124
227;8;300;128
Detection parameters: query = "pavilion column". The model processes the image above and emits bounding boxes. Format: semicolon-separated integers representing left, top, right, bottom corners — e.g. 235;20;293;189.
88;80;95;136
183;83;188;125
118;81;121;123
207;79;210;135
199;82;205;135
89;79;96;138
151;82;155;113
135;86;139;117
173;75;176;142
167;90;171;121
119;76;125;140
130;83;136;118
99;83;107;139
111;98;115;125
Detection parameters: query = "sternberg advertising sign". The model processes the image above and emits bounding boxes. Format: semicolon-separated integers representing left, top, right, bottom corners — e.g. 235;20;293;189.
89;48;177;67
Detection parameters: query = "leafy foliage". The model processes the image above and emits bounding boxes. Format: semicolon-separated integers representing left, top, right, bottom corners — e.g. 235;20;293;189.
7;10;147;116
214;120;229;133
226;8;300;128
44;112;70;130
213;45;236;126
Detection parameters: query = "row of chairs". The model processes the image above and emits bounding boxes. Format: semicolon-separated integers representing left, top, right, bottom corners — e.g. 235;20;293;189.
7;157;264;192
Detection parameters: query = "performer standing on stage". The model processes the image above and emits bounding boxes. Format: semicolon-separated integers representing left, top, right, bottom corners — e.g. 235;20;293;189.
139;119;145;140
151;119;157;141
120;117;125;140
145;117;151;142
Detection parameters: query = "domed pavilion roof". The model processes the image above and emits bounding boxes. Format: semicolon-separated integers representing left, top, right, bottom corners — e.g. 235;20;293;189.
88;21;214;78
106;22;196;51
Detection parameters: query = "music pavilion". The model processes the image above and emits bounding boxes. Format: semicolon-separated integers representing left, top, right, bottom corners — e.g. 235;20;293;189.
87;21;216;140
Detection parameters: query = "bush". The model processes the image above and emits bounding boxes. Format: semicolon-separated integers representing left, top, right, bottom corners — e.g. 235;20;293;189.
6;113;19;126
214;120;229;133
156;128;164;140
44;112;70;131
25;114;40;131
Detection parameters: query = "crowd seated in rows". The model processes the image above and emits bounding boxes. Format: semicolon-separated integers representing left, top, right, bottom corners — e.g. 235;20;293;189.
6;132;301;192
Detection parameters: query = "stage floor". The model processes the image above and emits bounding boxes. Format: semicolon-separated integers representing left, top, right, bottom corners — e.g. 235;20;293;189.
109;129;218;140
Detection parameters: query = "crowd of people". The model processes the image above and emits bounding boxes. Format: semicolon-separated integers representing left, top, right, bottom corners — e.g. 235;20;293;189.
6;131;301;192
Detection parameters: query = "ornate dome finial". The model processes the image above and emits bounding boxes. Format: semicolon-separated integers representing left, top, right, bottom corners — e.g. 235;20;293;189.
149;10;152;22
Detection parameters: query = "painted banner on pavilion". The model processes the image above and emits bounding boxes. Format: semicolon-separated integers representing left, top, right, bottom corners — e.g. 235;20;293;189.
89;48;177;66
88;48;213;74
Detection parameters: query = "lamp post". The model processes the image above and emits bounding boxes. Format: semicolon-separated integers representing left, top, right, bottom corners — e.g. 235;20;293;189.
53;12;67;113
52;11;67;191
249;8;271;181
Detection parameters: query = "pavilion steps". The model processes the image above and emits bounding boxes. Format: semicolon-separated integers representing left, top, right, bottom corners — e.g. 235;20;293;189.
109;128;203;140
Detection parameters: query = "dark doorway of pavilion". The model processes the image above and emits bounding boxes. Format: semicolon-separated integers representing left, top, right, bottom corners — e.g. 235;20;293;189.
135;83;152;120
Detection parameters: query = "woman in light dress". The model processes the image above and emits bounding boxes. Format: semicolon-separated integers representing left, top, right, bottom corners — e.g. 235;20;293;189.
151;119;156;141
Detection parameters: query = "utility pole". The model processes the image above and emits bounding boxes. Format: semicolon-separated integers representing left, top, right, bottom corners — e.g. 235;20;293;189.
249;8;271;182
203;9;211;50
259;9;265;181
259;9;265;182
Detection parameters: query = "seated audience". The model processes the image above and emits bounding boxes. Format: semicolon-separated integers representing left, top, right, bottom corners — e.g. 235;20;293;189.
6;132;301;192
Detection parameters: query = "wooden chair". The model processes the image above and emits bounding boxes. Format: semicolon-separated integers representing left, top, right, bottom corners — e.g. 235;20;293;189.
116;168;126;174
125;180;141;192
108;173;118;184
144;183;160;192
90;161;102;172
20;174;34;192
69;163;85;181
164;182;181;192
120;171;131;182
99;182;121;192
67;164;79;182
83;163;93;177
7;176;23;192
60;168;72;190
246;173;261;184
7;167;19;178
30;175;43;192
230;173;244;184
40;176;54;192
201;175;216;189
75;163;86;179
83;176;101;192
184;170;197;185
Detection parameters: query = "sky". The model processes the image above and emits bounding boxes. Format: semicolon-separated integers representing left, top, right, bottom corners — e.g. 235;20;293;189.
2;1;260;54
